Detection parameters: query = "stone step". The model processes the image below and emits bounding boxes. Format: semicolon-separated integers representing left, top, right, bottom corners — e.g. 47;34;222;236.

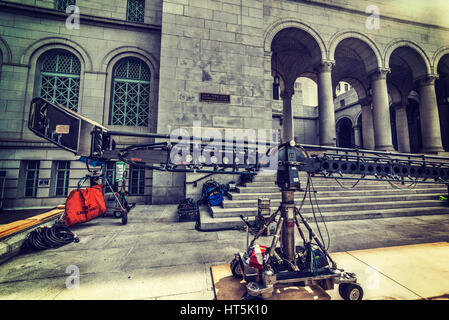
245;180;443;188
235;186;280;193
198;206;449;231
228;187;446;200
235;184;446;193
211;199;448;218
222;193;441;209
252;174;276;182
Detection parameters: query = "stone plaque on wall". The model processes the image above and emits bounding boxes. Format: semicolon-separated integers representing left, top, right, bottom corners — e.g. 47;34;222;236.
199;93;230;104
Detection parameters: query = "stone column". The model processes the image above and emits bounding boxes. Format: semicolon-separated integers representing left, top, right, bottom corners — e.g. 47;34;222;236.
393;101;411;153
418;75;444;153
361;103;375;150
353;125;362;148
370;68;394;151
280;87;295;143
316;61;336;146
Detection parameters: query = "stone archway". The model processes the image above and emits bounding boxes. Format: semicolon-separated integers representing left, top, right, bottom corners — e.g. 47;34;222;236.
269;26;327;144
332;36;385;151
387;43;443;153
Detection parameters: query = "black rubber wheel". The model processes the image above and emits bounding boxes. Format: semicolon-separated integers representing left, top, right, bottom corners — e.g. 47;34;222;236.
121;214;128;225
230;258;243;280
340;283;363;300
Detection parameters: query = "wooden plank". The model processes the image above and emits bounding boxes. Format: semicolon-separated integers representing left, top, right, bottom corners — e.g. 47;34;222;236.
25;208;64;223
0;220;37;238
210;264;330;300
0;207;64;239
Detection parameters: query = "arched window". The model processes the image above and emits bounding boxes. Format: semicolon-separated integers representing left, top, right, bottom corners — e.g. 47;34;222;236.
110;58;151;126
39;51;81;111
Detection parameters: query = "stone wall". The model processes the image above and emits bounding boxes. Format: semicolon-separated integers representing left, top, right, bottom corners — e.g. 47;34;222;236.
154;0;272;203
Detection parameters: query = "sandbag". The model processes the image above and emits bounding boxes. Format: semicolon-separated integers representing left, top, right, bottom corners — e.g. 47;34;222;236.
63;184;106;226
249;245;267;270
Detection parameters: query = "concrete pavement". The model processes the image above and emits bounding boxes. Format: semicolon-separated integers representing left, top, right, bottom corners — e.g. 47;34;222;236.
0;204;448;300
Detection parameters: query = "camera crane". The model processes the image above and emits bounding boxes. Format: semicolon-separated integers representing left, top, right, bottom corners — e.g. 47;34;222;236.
28;97;449;300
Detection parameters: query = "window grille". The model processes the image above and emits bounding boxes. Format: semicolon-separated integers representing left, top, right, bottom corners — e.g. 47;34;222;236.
129;165;145;195
24;161;40;198
55;0;76;12
39;51;81;111
110;58;151;126
55;161;70;197
127;0;145;23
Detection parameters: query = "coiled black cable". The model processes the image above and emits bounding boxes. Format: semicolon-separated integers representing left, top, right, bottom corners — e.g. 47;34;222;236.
21;224;79;252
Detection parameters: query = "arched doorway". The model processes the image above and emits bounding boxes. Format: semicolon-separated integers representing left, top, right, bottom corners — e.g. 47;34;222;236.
435;53;449;151
356;114;363;148
407;92;423;153
336;117;353;148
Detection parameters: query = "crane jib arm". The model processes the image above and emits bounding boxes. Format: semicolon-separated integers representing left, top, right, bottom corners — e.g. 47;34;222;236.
28;98;449;190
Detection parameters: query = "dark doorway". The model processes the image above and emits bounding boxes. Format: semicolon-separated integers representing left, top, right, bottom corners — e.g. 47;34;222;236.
336;117;353;148
407;99;423;153
390;107;398;151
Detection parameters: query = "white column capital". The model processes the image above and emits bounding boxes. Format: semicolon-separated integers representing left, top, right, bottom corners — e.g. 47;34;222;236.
369;68;391;81
316;60;335;73
418;74;439;87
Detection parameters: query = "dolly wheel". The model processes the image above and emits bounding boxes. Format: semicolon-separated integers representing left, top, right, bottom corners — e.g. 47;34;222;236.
121;214;128;225
339;283;364;300
230;258;243;280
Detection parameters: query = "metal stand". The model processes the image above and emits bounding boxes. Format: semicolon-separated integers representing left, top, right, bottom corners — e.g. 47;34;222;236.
232;189;363;300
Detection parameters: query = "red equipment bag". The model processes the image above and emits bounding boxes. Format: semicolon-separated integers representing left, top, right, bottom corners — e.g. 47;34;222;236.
63;184;106;227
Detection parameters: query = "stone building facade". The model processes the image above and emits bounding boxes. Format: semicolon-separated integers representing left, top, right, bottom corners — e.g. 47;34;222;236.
1;0;449;208
0;0;162;208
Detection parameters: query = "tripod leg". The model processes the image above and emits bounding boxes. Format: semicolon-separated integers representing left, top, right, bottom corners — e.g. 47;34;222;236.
249;207;280;248
294;214;307;246
268;217;284;260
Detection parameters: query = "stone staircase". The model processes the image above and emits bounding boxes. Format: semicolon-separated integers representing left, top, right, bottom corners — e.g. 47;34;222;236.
199;172;449;230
